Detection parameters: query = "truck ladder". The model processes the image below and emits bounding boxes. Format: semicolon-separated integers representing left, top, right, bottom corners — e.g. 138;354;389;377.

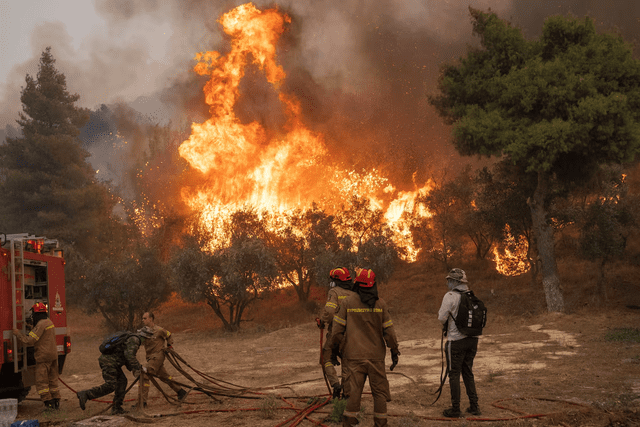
10;238;27;374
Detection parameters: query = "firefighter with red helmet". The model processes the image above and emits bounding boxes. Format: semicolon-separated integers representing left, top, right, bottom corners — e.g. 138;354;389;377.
318;267;356;399
12;302;61;411
329;268;400;427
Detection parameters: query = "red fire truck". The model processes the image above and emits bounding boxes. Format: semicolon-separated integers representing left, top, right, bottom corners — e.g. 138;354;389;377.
0;233;71;400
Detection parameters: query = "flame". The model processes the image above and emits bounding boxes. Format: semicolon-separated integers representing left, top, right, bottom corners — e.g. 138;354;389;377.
492;224;530;276
178;3;433;263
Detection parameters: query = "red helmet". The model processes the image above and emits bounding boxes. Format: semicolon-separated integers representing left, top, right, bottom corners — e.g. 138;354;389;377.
354;269;375;287
329;267;351;282
32;302;47;313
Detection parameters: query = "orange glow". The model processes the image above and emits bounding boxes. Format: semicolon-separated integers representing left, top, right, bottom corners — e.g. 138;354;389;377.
492;224;530;276
178;3;433;262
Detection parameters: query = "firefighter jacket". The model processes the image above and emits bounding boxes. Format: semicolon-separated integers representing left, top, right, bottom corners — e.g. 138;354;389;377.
143;325;174;360
13;318;57;363
320;286;356;328
330;294;399;361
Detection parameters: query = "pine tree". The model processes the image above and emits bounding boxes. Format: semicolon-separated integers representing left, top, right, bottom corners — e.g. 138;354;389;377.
0;47;114;252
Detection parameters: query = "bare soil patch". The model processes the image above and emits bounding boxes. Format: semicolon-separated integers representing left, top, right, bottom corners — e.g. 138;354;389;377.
11;261;640;426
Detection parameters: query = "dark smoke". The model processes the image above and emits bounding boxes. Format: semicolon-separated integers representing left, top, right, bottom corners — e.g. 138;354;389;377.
3;0;639;193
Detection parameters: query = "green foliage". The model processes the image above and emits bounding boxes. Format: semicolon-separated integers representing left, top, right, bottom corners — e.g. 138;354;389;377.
77;226;171;332
0;47;113;254
327;398;347;423
259;394;279;419
604;328;640;343
431;10;640;174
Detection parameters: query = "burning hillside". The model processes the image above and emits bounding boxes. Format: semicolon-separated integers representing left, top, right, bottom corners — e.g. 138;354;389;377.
178;3;432;261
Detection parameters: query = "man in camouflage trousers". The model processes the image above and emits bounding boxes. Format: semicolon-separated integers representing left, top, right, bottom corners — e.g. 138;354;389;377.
330;269;400;427
13;303;61;411
137;312;187;407
76;330;148;415
317;267;356;399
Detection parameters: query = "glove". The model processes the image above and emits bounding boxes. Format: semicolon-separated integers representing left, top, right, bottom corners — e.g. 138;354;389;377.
390;349;400;371
316;318;325;330
142;366;148;373
330;351;340;367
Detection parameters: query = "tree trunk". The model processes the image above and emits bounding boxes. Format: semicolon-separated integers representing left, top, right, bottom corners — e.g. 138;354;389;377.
528;171;565;312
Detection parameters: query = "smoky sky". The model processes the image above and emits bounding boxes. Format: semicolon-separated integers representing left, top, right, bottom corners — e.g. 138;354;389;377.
2;0;640;192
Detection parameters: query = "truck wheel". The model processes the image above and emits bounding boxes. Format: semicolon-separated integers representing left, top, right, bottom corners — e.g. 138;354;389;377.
0;369;30;402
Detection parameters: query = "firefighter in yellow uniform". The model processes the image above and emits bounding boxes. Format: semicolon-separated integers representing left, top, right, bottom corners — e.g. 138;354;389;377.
137;312;187;407
318;267;356;399
330;269;400;427
13;302;61;410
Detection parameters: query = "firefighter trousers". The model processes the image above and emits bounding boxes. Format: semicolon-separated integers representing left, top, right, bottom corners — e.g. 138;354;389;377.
342;359;390;427
35;359;60;401
83;355;128;408
141;353;182;403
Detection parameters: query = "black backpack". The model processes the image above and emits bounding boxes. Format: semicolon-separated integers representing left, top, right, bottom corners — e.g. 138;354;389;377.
99;331;132;354
451;289;487;336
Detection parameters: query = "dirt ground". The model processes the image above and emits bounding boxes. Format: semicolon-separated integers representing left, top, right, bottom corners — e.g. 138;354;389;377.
11;302;640;427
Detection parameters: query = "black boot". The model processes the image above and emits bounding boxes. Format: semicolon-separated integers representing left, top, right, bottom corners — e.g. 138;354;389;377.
466;405;482;416
112;405;127;415
54;398;60;410
77;391;89;410
177;389;187;401
443;407;462;418
44;399;56;411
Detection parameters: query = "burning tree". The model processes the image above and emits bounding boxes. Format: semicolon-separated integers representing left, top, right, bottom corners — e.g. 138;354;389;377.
273;206;346;304
170;210;278;332
430;10;640;312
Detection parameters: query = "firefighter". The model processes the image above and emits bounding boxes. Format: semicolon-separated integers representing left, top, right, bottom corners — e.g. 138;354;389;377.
12;302;61;411
329;269;400;427
317;267;356;399
136;312;187;408
76;329;150;415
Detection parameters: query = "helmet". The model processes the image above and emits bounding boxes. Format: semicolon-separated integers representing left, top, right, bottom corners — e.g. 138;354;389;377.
446;268;468;283
354;269;375;288
329;267;351;282
32;302;47;313
137;326;154;339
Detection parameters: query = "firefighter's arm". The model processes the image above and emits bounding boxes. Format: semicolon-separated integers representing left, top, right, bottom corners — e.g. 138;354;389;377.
12;329;33;345
319;290;338;327
381;303;399;352
162;328;174;348
125;337;143;374
328;301;347;351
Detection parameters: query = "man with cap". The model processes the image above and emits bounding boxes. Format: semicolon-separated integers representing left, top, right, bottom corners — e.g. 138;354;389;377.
438;268;481;418
136;312;187;408
76;328;150;415
329;268;400;427
13;302;61;411
317;267;356;399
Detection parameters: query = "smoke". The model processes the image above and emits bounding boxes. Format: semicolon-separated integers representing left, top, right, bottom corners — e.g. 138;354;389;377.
2;0;639;193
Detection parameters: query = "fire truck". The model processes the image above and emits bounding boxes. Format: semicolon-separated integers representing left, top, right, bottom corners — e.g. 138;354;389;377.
0;233;71;400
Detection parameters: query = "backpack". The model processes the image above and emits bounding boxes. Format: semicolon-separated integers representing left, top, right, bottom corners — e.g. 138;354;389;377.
451;289;487;336
99;331;132;355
